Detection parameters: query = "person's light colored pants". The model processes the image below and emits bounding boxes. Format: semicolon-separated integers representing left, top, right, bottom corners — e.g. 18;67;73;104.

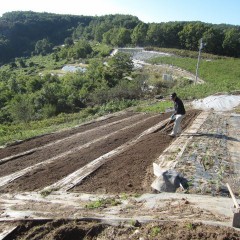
171;114;185;135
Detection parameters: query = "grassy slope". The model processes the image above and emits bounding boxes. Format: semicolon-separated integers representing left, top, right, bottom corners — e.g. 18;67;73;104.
1;50;240;146
149;56;240;99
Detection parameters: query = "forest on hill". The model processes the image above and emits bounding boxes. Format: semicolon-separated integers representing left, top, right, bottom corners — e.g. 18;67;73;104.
0;11;240;65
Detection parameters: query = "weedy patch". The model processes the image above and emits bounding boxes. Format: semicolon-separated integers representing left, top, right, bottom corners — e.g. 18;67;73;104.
129;219;141;227
85;198;122;209
40;188;58;197
187;177;195;187
186;222;194;230
201;154;215;170
132;193;141;198
150;226;161;237
120;192;128;200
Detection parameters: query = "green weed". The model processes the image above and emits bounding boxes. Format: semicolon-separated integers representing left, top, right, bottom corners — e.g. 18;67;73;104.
151;226;161;236
186;223;194;230
136;100;172;113
132;193;141;198
120;193;128;200
85;198;121;209
40;188;54;197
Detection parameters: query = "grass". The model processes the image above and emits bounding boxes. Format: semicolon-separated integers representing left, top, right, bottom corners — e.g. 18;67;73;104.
135;100;173;113
145;46;226;60
202;155;214;170
186;223;194;230
0;100;139;146
148;55;240;99
0;110;94;146
120;193;128;200
151;226;161;237
1;54;67;77
85;198;121;209
40;188;57;197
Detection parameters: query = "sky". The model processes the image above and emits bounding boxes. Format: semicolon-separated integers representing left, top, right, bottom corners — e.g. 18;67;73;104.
1;0;240;26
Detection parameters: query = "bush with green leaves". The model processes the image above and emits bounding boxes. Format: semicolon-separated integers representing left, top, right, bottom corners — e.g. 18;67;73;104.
8;94;35;123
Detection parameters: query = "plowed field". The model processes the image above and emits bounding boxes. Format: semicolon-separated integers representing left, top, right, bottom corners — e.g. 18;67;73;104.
0;110;199;194
1;108;239;239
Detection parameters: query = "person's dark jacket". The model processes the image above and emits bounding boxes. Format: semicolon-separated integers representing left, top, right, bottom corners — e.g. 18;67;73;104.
174;97;186;115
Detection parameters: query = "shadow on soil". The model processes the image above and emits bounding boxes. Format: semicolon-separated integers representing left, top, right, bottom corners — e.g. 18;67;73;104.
187;133;239;142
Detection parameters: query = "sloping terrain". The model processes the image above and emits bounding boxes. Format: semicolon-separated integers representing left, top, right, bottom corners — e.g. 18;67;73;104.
0;97;240;239
0;110;198;193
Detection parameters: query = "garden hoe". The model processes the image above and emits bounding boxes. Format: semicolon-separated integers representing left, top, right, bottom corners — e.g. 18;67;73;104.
160;115;175;133
226;183;240;228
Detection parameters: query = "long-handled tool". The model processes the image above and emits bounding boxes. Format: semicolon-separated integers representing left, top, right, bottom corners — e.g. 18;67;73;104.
160;114;175;133
226;183;240;228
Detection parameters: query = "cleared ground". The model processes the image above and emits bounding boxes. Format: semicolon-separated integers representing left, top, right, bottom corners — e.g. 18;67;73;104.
0;105;239;239
0;110;199;193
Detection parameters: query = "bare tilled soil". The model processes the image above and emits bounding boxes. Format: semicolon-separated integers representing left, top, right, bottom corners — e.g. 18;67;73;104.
0;110;199;193
1;108;240;239
3;219;240;240
71;110;200;194
0;111;139;159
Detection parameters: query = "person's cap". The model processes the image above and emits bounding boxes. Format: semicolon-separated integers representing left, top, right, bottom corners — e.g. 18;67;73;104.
170;92;177;99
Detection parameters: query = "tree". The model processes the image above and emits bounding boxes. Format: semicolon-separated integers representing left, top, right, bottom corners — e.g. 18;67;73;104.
68;40;92;59
102;30;113;45
41;104;57;119
0;81;11;109
94;22;111;42
112;28;132;47
72;24;85;40
146;23;164;46
17;58;26;68
8;94;35;123
0;38;12;64
34;38;53;55
106;52;134;87
203;27;224;55
179;22;208;50
222;28;240;57
131;22;148;46
8;75;27;94
26;76;44;93
162;22;183;48
86;58;105;87
64;37;74;46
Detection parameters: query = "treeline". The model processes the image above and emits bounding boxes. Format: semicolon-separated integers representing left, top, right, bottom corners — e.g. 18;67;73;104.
72;18;240;57
0;11;240;65
0;11;94;64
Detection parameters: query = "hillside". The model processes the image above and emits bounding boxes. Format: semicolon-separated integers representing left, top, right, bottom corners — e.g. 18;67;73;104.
0;11;239;66
0;14;240;237
0;93;240;239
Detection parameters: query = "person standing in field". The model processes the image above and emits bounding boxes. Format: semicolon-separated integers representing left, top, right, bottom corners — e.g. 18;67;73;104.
169;92;186;137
